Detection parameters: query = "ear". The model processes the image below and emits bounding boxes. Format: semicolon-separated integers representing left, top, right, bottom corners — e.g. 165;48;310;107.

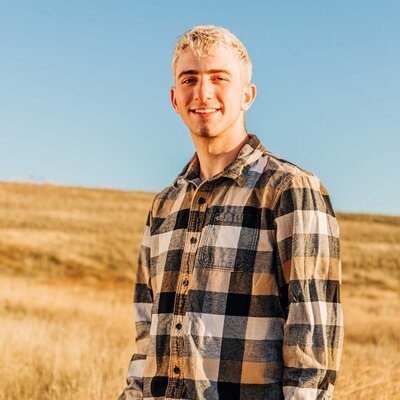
170;86;180;114
241;83;257;111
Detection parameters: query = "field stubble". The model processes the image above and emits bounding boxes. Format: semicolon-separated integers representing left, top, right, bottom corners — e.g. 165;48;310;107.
0;182;399;399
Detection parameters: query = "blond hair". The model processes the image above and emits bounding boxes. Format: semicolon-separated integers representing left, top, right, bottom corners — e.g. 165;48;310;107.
171;25;252;85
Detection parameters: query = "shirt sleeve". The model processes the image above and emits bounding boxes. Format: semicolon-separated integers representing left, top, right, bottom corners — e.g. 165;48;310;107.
118;209;153;400
273;174;344;400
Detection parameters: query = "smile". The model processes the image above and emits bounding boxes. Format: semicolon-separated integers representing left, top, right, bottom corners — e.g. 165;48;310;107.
190;108;220;114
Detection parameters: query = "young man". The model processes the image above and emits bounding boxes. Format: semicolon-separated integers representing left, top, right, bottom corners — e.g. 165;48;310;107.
119;25;344;400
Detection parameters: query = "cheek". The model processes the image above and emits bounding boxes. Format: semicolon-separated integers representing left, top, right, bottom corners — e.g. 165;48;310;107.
177;91;192;109
228;97;245;114
222;87;244;110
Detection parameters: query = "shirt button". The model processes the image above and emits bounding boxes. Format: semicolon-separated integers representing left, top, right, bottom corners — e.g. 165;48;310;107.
190;237;197;244
182;279;189;286
173;366;180;374
198;197;206;204
175;323;182;330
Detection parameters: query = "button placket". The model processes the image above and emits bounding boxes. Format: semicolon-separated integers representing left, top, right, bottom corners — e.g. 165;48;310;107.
188;192;207;252
167;190;209;399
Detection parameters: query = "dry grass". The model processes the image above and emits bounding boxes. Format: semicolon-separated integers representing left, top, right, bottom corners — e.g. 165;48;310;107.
0;181;399;399
0;181;154;281
0;276;136;400
333;212;400;399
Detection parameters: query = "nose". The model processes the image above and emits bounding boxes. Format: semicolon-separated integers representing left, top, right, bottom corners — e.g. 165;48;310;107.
194;77;213;102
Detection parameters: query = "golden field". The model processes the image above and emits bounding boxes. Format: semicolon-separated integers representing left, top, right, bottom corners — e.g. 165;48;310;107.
0;181;399;400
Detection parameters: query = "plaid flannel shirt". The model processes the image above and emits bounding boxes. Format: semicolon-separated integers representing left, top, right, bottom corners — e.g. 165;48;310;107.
119;134;344;400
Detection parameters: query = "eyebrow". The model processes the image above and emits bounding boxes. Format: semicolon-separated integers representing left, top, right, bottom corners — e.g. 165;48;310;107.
177;69;232;79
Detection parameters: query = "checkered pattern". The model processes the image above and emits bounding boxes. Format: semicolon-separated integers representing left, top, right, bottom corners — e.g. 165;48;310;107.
118;134;344;400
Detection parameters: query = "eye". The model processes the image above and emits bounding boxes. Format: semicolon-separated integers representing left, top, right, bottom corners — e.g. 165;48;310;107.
212;76;228;82
182;77;197;84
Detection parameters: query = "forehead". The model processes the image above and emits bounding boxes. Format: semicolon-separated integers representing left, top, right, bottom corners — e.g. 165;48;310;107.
174;46;241;79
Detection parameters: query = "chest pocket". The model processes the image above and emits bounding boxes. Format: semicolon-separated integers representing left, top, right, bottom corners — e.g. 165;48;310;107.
197;210;260;272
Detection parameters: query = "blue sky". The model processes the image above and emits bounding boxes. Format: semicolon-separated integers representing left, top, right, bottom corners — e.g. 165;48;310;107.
0;1;399;215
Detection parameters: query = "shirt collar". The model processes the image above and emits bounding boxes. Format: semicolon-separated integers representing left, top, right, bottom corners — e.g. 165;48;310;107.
172;133;266;188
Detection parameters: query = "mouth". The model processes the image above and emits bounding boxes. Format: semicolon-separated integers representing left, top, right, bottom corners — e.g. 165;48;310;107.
190;108;221;115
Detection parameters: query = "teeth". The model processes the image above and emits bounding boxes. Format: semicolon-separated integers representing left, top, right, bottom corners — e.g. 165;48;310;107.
192;108;218;113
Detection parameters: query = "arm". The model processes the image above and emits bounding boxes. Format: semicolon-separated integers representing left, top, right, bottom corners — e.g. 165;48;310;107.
118;209;153;400
273;174;344;400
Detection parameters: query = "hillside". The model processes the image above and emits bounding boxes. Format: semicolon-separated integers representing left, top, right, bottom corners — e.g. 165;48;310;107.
0;181;154;282
1;181;399;289
0;180;399;400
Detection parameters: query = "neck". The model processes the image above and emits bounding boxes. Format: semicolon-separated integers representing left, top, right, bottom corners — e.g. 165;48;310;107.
191;130;250;181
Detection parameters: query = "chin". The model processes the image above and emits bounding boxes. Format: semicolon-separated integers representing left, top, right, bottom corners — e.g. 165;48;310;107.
194;126;221;138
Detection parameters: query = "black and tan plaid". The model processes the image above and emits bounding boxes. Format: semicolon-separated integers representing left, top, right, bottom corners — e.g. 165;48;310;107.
119;134;344;400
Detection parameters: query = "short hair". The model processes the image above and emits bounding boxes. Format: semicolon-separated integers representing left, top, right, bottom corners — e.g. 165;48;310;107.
171;25;252;86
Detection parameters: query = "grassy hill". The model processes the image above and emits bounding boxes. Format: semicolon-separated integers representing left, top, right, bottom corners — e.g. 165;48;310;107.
0;181;399;400
0;181;154;282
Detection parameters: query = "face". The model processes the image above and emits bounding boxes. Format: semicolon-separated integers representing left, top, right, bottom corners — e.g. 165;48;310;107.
170;46;256;140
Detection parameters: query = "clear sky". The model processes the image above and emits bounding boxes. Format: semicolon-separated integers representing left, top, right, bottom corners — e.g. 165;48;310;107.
0;1;399;215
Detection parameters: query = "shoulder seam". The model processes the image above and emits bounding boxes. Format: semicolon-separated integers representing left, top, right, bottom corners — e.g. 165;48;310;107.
270;173;295;210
